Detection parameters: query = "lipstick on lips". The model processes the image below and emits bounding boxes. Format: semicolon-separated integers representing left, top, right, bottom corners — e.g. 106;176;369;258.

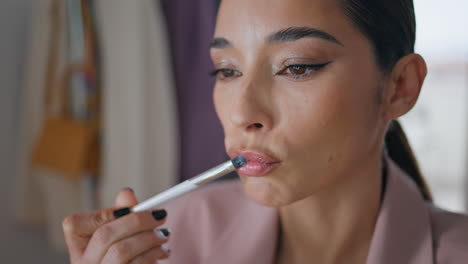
233;150;281;177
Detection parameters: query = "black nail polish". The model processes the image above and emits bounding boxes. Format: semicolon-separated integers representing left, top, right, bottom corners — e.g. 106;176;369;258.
152;209;167;221
156;228;171;239
113;207;131;219
160;228;171;237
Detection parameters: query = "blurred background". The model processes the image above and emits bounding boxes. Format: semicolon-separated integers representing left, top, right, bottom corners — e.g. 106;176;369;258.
0;0;466;263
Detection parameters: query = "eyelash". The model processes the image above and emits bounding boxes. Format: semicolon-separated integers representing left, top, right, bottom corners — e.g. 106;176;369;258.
276;62;331;80
209;62;331;81
209;68;243;80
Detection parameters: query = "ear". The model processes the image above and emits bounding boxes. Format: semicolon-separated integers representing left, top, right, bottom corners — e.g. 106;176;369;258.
382;54;427;120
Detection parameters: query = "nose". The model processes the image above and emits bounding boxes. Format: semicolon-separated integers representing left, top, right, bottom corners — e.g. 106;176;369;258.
228;79;274;132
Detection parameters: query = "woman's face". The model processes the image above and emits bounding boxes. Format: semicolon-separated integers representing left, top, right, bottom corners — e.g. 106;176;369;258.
212;0;389;206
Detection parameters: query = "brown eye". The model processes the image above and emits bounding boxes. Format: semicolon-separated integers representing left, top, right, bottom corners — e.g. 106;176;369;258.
211;68;242;80
288;65;307;75
277;62;331;80
221;69;236;78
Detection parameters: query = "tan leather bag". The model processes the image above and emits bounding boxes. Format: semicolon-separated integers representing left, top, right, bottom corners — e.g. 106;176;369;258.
31;0;100;181
32;65;99;181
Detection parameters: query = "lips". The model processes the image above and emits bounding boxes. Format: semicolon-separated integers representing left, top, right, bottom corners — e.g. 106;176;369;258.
229;150;281;177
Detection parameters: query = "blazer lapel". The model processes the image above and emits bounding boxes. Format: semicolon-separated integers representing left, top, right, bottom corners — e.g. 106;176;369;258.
366;158;434;264
203;198;279;264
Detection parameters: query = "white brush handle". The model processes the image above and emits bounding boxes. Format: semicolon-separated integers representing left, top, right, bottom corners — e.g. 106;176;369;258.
131;159;237;212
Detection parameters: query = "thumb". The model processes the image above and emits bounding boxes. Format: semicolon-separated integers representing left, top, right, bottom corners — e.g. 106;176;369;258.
63;189;138;240
114;187;139;208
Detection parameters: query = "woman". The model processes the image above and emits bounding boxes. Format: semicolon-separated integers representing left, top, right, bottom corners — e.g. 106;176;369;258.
63;0;468;263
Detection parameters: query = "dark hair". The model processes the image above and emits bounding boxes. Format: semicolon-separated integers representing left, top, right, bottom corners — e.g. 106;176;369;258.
385;121;432;201
339;0;432;201
339;0;416;72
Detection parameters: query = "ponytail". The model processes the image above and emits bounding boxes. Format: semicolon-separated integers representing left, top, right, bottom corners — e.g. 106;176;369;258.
384;120;433;202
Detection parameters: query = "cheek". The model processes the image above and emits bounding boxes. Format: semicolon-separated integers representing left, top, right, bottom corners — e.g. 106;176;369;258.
278;78;362;151
213;84;229;131
280;61;381;151
274;68;381;187
213;85;221;119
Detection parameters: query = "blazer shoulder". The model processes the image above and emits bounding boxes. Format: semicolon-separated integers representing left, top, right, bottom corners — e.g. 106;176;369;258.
162;179;249;237
429;205;468;262
161;180;259;263
163;179;245;214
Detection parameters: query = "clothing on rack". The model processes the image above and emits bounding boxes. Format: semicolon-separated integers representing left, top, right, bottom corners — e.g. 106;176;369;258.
96;0;179;207
15;0;92;250
16;0;221;250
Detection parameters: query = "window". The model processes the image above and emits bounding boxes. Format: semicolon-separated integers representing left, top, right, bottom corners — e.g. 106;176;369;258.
401;0;468;212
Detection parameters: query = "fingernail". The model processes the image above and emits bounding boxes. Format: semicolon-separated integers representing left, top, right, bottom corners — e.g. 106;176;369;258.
121;187;134;193
152;209;167;221
113;207;131;219
155;228;171;239
161;245;171;254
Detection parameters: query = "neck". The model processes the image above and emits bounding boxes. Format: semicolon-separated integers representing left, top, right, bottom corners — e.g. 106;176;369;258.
276;154;383;264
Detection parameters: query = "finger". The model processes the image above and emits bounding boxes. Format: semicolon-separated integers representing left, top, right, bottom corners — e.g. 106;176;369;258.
83;209;167;262
100;229;170;264
129;245;171;264
62;207;118;262
114;188;139;208
63;207;118;237
64;188;137;239
63;188;139;262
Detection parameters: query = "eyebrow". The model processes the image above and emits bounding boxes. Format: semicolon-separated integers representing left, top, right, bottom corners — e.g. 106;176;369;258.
210;26;343;49
267;27;343;45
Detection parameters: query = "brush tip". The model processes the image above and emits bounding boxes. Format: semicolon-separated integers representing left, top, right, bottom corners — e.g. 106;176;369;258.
231;155;247;169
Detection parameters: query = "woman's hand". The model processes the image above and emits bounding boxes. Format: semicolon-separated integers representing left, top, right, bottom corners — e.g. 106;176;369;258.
62;188;170;264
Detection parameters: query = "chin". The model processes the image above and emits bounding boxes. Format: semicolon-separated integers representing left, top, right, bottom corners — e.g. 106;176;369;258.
240;176;294;207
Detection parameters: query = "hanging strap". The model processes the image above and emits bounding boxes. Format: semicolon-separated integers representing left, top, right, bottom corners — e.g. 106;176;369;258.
44;0;100;121
43;0;62;118
81;0;101;124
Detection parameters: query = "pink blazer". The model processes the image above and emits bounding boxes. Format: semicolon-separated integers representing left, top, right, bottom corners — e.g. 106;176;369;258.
161;158;468;264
